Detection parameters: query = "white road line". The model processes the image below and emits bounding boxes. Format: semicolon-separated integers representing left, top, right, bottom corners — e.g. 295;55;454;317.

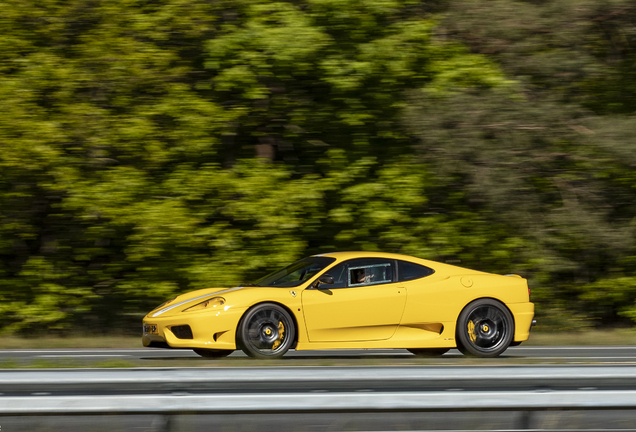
37;355;132;358
528;356;636;359
2;350;150;353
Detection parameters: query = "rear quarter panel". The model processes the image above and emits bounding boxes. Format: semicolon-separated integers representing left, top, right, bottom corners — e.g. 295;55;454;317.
398;272;532;343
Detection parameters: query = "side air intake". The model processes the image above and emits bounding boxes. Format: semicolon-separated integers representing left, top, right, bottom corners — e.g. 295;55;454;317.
171;325;193;339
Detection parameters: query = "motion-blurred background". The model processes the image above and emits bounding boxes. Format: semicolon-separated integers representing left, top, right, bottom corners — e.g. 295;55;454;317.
1;0;636;337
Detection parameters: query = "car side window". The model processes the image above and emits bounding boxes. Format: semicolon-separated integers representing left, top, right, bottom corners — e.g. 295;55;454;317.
349;263;393;286
397;260;434;282
346;259;394;287
318;259;396;289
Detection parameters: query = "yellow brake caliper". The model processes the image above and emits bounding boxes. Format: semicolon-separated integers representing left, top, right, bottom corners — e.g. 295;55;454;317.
467;320;477;343
272;321;285;350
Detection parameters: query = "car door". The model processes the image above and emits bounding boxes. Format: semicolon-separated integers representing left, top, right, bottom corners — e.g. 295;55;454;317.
301;258;407;342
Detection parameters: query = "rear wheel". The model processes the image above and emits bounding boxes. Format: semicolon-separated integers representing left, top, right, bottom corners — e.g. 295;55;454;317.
193;349;233;358
237;303;295;359
407;348;450;357
456;298;514;358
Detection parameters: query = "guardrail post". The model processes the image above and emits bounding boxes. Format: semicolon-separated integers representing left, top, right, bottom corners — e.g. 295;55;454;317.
517;410;531;429
153;414;173;432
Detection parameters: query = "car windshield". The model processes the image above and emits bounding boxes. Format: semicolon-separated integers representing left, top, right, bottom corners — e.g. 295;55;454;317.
251;257;336;288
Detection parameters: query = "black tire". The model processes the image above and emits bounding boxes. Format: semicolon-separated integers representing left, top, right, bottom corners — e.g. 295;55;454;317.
237;303;296;359
193;348;234;358
407;348;450;357
456;298;514;358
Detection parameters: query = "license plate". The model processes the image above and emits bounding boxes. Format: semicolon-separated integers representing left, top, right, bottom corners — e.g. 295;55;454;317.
144;324;158;334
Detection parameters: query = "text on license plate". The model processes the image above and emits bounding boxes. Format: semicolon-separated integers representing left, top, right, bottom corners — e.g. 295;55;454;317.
144;324;158;334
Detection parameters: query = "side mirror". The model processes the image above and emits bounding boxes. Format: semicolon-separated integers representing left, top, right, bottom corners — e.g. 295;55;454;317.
314;274;334;288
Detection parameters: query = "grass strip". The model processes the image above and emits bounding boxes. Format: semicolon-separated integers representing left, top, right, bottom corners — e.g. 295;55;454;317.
0;335;141;349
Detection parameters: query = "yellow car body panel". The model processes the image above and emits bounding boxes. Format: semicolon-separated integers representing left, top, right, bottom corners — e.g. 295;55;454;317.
143;285;305;349
302;281;406;342
142;251;534;355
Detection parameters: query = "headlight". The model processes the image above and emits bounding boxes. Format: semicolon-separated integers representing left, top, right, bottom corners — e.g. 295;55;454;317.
153;297;177;311
183;297;225;312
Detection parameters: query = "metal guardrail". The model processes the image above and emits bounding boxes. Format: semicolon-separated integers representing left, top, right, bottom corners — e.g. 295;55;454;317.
3;390;636;414
3;365;636;392
2;366;636;431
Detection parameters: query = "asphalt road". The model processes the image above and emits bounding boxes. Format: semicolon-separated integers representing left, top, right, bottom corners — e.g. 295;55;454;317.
3;345;636;364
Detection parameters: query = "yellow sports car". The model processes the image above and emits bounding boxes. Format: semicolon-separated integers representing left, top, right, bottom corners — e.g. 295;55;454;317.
142;252;535;358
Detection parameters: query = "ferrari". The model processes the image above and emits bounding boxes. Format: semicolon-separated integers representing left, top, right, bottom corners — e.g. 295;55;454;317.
142;251;535;358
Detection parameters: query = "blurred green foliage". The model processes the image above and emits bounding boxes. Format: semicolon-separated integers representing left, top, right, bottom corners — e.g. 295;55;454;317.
1;0;636;334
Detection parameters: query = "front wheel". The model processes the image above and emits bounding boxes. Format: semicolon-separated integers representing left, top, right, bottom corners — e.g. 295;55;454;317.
407;348;450;357
193;349;233;358
237;303;296;359
456;298;514;358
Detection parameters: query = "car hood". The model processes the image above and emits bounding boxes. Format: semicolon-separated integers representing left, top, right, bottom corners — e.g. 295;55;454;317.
147;283;299;319
147;286;249;318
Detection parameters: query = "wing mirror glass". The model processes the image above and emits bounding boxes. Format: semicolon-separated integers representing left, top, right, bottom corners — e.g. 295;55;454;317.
314;274;334;288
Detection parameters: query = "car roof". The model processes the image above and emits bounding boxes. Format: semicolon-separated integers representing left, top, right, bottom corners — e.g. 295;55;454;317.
312;251;438;267
313;251;418;260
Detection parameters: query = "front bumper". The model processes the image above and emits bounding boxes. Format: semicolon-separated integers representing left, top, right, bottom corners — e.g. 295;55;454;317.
141;307;244;350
